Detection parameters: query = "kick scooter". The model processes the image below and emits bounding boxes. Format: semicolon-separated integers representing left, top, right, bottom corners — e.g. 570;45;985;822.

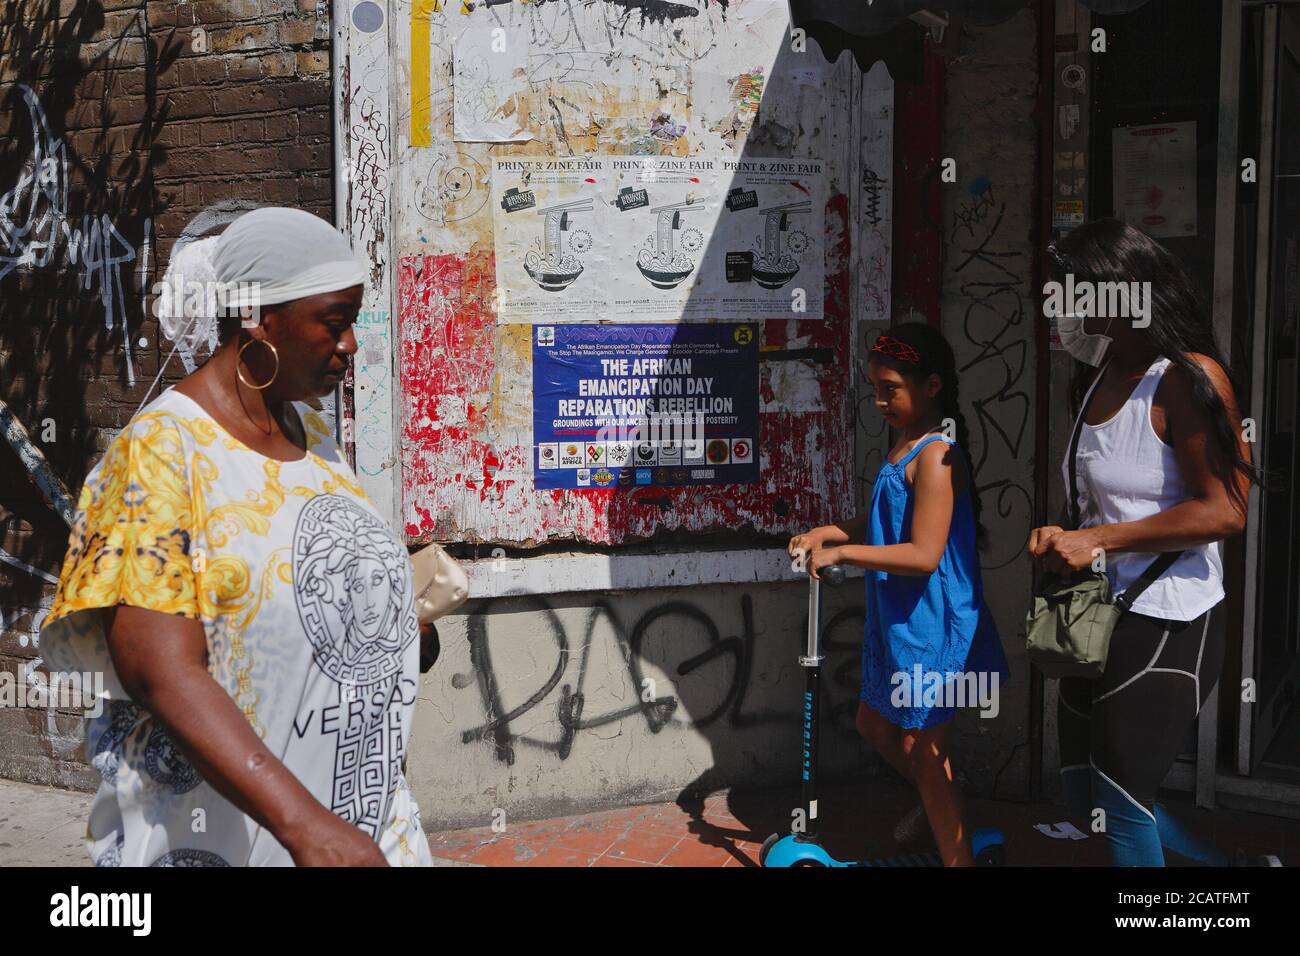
760;564;1006;867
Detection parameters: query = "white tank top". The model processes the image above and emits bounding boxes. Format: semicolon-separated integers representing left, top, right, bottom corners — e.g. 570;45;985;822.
1062;356;1224;622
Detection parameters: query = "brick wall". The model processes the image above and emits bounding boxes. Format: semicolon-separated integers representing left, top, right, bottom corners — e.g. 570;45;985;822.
0;0;334;789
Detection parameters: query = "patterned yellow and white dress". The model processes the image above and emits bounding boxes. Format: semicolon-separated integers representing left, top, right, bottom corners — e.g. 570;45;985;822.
40;388;433;867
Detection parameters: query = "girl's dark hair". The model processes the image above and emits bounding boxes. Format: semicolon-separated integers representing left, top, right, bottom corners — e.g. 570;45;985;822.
1051;218;1259;512
868;321;988;549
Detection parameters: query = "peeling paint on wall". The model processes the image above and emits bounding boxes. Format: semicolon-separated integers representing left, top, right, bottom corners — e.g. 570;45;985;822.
398;196;853;545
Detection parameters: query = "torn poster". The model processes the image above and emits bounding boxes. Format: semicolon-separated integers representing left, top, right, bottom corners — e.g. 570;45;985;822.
532;322;760;490
451;23;533;143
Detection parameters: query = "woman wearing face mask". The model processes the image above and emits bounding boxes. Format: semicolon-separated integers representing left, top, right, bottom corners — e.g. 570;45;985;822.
1028;219;1257;866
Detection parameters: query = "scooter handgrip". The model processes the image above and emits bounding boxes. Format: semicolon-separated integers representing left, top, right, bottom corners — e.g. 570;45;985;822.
821;565;846;588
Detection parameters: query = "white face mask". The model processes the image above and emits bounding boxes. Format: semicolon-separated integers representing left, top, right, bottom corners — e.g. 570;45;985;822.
1056;313;1114;366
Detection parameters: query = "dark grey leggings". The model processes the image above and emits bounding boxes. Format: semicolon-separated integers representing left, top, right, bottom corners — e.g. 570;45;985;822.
1057;607;1223;865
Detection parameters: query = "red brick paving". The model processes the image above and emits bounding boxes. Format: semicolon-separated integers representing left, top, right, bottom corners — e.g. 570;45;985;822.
426;777;1300;868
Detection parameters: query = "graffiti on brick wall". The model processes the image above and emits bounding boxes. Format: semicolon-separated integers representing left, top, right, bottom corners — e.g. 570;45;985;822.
456;592;867;765
0;84;152;385
948;176;1033;571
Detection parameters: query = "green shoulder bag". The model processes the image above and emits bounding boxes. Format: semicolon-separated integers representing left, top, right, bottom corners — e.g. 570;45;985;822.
1025;367;1183;679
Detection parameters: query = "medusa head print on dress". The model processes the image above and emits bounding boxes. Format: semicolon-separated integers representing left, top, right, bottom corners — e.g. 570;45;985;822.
291;494;418;687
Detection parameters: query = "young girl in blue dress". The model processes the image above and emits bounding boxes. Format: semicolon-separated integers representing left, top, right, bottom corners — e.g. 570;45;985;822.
789;322;1009;866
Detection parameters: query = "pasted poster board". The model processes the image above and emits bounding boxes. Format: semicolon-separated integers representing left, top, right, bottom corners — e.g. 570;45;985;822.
532;323;760;490
490;156;826;323
395;0;859;547
1111;122;1197;238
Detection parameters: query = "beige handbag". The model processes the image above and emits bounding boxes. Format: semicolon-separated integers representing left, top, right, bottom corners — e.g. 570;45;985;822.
409;543;469;623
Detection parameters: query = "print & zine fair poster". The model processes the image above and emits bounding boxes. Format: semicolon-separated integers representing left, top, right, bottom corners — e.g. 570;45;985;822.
532;323;760;490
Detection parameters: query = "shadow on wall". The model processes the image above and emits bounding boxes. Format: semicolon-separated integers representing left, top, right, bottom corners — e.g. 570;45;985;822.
0;2;182;607
583;19;859;838
452;584;883;845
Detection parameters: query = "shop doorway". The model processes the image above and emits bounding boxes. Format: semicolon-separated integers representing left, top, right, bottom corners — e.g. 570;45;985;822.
1053;0;1300;807
1240;2;1300;780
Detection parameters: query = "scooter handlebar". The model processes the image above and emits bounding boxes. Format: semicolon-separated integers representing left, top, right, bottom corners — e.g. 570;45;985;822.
820;564;846;588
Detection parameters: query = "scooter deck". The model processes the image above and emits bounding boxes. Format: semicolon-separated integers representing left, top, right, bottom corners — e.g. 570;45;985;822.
761;830;1006;867
852;851;945;867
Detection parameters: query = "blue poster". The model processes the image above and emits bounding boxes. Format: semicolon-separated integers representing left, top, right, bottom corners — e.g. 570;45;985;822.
532;323;759;490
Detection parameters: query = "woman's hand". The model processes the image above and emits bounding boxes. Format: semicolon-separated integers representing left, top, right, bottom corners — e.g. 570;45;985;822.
789;519;862;569
1032;527;1105;574
1029;522;1060;574
1027;525;1065;564
282;809;390;867
806;546;843;580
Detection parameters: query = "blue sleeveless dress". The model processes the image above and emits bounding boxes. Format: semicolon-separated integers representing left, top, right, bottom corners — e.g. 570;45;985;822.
860;434;1010;729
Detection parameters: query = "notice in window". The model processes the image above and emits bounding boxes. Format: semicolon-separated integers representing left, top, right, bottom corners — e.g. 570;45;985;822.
1111;121;1197;238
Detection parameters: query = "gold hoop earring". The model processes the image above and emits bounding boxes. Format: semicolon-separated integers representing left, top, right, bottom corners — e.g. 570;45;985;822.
237;338;279;391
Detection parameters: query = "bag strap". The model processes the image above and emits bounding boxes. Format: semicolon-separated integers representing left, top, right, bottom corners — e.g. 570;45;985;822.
1115;549;1185;611
1066;359;1111;530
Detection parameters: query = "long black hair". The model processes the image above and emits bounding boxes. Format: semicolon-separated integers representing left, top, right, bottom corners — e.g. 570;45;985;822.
1051;218;1259;512
868;321;988;549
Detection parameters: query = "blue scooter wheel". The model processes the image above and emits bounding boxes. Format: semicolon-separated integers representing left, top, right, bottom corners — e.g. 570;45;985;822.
971;828;1006;866
759;833;779;866
975;843;1005;866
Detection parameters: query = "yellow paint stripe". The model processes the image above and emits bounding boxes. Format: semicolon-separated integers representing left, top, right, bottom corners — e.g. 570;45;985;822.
411;0;442;147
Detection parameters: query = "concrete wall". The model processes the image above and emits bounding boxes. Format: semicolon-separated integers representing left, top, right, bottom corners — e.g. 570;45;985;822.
409;578;883;831
936;9;1041;799
0;0;334;788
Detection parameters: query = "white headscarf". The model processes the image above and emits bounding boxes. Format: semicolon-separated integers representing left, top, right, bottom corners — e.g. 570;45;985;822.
156;235;222;369
212;207;367;310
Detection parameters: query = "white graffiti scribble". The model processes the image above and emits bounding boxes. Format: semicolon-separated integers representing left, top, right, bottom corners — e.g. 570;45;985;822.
0;84;147;382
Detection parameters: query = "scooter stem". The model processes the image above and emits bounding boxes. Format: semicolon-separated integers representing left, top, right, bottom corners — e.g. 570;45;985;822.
797;566;842;842
803;576;825;666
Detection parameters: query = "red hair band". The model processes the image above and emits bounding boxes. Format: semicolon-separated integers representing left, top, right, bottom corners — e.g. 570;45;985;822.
870;334;921;364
